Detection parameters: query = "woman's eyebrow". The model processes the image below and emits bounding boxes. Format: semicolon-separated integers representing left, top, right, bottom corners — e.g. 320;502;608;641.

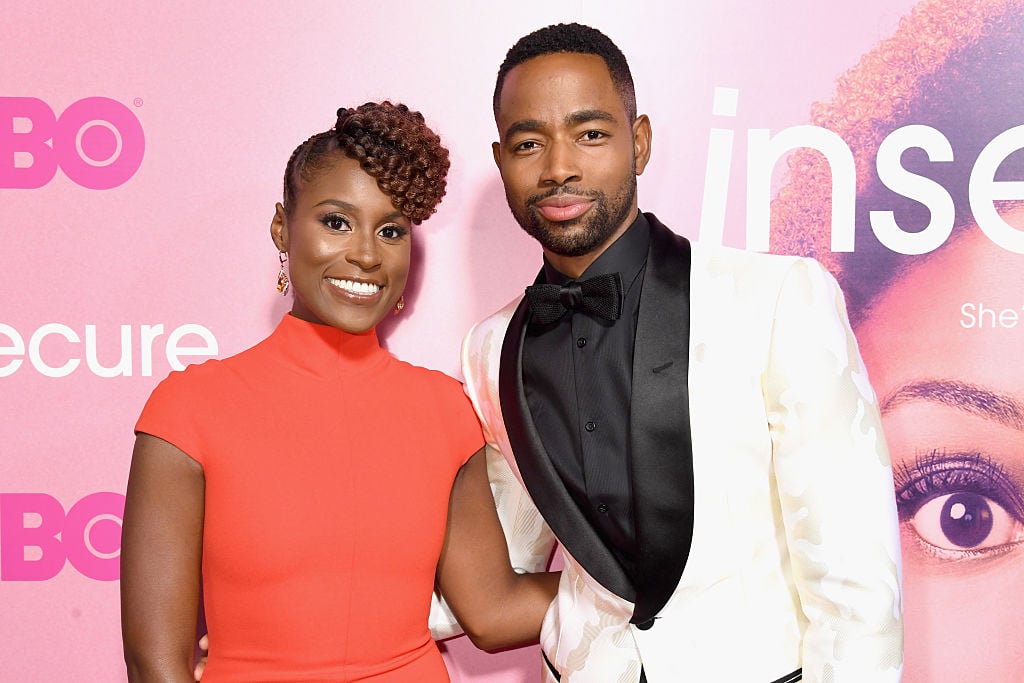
881;378;1024;431
314;199;358;211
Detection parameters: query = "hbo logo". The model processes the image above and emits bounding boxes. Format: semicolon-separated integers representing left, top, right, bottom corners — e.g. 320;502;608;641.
0;97;145;189
0;492;124;581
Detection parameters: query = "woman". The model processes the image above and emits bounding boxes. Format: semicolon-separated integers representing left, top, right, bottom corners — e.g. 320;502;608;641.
771;1;1024;679
120;101;558;681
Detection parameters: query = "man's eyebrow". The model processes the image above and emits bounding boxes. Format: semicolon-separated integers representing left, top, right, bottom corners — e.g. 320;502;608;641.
881;378;1024;430
564;109;616;127
503;119;544;139
502;109;618;140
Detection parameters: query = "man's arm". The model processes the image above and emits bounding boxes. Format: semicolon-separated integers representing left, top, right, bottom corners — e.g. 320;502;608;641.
764;258;903;682
460;316;558;578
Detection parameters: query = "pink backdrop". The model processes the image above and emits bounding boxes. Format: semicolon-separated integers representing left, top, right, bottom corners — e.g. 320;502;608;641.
6;1;1019;681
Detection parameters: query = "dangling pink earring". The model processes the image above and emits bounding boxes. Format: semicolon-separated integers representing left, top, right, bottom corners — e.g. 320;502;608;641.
276;251;290;295
393;295;405;315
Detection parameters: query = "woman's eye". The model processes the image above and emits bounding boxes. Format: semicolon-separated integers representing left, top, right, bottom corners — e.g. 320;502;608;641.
321;215;350;231
378;225;406;240
907;492;1024;551
893;449;1024;558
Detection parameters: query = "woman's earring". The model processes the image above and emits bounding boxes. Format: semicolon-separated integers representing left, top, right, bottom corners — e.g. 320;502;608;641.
393;295;405;315
276;252;290;295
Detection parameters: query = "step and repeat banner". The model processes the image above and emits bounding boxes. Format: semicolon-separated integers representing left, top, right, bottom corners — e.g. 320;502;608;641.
2;0;1020;680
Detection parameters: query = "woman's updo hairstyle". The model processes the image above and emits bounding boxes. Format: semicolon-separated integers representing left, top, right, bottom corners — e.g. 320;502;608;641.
282;101;450;224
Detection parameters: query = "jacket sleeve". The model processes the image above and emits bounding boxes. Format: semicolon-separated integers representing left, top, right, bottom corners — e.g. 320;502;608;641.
428;316;556;640
460;315;556;575
763;258;904;682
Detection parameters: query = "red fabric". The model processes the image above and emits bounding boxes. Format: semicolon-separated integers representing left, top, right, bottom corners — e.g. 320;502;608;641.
136;314;483;681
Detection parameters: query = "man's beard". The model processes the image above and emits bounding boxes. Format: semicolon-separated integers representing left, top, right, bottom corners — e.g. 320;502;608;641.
508;174;637;257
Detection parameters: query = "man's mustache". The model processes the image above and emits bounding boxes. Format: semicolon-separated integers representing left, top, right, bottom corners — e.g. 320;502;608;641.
526;186;601;207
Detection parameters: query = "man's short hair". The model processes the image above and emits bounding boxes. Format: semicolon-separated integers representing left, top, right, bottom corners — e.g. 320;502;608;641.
493;23;637;122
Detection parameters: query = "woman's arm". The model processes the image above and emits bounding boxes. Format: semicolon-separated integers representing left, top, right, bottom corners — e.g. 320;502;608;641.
435;448;559;650
121;433;205;682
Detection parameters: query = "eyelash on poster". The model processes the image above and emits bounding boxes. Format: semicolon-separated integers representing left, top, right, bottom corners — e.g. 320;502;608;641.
891;448;1024;523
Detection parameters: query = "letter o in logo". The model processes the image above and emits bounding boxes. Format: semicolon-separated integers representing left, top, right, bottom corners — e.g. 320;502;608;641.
53;98;145;189
64;492;124;581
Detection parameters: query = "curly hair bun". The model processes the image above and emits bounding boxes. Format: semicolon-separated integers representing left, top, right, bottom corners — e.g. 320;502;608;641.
282;102;450;225
334;102;450;224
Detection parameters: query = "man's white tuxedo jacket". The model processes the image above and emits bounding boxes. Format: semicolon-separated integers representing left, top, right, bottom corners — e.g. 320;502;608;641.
453;217;903;682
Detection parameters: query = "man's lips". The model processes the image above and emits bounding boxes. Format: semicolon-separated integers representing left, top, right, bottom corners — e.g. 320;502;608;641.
533;195;595;222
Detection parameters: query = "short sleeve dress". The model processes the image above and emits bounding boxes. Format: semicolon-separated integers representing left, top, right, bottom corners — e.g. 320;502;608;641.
135;313;484;681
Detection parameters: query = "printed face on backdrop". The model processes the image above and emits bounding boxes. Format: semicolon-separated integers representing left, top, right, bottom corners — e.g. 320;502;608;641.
492;52;651;266
271;153;412;334
854;208;1024;681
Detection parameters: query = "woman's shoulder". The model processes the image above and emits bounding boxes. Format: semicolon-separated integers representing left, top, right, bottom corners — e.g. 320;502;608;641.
149;339;269;398
390;358;460;387
388;360;482;457
136;342;270;455
387;359;470;404
143;361;222;417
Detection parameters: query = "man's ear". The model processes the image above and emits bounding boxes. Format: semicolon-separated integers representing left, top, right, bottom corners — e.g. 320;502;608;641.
492;140;502;169
632;114;652;175
270;202;288;253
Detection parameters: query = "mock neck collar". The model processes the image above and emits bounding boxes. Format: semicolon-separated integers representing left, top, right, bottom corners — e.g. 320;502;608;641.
263;313;390;380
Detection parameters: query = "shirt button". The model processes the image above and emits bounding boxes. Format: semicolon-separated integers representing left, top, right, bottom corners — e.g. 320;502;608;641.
597;503;609;514
584;421;596;432
576;337;587;348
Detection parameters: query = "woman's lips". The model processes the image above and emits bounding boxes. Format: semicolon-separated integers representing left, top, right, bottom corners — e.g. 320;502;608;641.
326;277;384;304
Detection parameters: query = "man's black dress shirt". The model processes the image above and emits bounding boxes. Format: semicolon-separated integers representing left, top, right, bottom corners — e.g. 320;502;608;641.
523;211;650;582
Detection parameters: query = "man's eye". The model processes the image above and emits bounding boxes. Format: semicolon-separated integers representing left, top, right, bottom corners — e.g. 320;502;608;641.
513;140;540;152
581;130;606;142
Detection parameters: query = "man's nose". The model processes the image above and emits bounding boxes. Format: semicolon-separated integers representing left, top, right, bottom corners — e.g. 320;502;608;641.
540;140;581;186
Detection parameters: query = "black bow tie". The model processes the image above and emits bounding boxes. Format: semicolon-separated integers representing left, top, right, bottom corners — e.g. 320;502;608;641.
525;273;623;325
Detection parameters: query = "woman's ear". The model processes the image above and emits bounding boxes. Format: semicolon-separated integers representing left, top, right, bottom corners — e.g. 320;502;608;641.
270;202;288;252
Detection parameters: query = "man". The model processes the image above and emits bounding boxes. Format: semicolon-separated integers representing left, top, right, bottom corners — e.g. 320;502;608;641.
459;23;903;682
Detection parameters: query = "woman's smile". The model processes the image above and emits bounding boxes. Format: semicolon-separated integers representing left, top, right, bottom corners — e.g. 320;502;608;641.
326;277;384;298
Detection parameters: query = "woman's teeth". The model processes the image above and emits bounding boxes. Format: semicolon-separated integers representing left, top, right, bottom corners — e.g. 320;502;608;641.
328;278;380;295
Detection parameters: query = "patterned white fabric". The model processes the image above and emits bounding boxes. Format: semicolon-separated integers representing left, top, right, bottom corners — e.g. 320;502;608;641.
457;243;904;682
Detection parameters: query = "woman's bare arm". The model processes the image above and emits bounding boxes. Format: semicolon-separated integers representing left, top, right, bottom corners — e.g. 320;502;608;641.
435;448;559;650
121;433;205;682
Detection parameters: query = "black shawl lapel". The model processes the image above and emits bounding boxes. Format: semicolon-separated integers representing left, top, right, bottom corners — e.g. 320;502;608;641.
499;281;635;601
628;213;695;625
